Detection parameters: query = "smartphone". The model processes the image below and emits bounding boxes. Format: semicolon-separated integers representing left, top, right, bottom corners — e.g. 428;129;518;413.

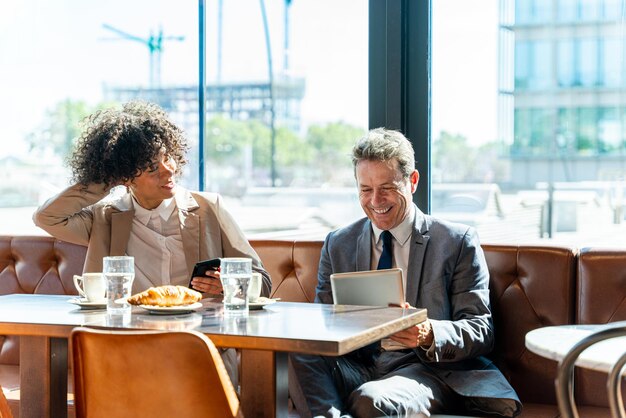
189;258;221;288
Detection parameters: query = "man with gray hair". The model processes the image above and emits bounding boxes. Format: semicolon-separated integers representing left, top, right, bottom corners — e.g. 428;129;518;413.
290;128;521;417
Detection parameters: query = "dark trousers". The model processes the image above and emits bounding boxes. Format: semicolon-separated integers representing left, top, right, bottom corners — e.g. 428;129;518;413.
289;349;463;418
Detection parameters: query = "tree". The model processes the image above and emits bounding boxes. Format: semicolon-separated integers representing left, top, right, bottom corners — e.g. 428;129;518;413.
26;99;110;161
306;122;365;185
204;116;314;190
432;131;476;182
433;131;509;183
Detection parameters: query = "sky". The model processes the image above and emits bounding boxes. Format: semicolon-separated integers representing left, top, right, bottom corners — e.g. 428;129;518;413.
0;0;498;157
432;0;499;145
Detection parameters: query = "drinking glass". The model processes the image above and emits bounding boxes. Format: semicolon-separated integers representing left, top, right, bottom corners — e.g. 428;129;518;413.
220;257;251;316
103;256;135;314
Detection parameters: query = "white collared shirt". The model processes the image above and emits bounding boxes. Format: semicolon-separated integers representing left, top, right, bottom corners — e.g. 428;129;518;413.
370;206;430;352
126;196;187;289
370;205;416;294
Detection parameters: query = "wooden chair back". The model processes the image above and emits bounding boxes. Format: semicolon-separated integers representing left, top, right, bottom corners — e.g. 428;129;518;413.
0;386;12;418
71;328;242;418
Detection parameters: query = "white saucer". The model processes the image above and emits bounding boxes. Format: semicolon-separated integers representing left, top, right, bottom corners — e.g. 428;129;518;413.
138;302;203;315
249;297;279;310
68;298;107;310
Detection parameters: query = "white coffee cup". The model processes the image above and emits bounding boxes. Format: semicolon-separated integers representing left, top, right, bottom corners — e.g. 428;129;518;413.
73;273;106;303
248;272;263;303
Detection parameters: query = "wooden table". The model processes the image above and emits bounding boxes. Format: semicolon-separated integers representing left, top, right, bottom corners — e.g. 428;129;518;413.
0;294;427;418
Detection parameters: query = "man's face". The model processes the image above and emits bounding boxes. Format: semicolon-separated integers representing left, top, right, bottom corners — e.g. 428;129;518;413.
356;158;418;231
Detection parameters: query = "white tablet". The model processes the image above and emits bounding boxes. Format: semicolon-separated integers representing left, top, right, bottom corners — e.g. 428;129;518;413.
330;268;405;307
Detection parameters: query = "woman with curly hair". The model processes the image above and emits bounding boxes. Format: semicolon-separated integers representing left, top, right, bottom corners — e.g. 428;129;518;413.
34;101;270;384
33;100;270;298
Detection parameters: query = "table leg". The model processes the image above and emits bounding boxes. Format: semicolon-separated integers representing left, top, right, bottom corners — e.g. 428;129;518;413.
20;336;68;418
240;349;288;418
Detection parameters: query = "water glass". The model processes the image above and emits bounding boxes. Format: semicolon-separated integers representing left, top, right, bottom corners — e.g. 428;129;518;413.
220;257;251;316
103;256;135;314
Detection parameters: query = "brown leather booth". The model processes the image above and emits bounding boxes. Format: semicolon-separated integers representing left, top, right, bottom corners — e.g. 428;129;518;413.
574;248;626;415
0;235;625;417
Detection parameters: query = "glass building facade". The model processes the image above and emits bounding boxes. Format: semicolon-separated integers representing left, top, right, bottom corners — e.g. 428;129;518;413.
505;0;626;186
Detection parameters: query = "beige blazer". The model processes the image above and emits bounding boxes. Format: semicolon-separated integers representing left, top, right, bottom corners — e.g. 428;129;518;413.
33;183;271;295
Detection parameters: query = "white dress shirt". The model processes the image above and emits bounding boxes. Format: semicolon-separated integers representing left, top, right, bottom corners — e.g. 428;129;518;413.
126;197;188;287
370;206;434;352
370;205;416;294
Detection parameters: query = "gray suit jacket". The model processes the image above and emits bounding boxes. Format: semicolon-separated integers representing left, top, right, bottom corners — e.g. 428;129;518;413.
315;205;521;412
33;183;270;295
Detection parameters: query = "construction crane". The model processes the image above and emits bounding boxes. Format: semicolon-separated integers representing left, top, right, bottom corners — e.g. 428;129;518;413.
102;23;185;88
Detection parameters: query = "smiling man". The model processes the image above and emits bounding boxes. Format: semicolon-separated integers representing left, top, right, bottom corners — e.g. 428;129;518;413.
290;128;521;418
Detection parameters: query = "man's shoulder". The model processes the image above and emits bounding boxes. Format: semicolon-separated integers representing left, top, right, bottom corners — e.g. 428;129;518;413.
422;213;473;235
421;213;481;249
326;217;369;243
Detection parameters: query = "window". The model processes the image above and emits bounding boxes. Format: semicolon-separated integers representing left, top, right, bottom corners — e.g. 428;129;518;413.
1;0;367;240
558;40;575;87
0;0;196;229
579;39;599;87
433;0;626;247
6;0;626;249
601;38;622;87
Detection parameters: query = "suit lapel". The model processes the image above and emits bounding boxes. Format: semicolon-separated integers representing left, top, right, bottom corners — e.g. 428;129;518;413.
405;208;430;307
176;189;201;276
356;221;372;271
110;211;134;256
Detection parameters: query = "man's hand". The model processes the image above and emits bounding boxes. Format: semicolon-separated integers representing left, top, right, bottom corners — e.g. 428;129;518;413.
389;319;433;348
189;269;222;294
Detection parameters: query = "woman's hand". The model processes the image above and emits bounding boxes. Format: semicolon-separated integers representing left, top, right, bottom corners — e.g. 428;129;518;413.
189;269;223;294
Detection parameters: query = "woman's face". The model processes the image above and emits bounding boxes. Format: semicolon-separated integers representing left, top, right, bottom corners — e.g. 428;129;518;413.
128;152;177;209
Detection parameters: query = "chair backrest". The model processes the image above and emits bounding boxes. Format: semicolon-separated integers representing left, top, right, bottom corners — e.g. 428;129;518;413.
0;385;13;418
70;328;242;418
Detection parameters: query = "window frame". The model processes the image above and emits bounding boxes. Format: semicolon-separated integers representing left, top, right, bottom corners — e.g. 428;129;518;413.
368;0;431;212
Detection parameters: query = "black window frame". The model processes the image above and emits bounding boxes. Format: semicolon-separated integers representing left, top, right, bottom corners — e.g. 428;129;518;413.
368;0;431;212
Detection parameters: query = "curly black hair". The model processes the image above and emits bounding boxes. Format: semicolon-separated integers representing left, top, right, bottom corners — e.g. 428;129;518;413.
69;101;189;187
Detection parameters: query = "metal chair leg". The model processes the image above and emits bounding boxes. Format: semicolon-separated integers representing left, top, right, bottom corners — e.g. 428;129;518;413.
555;326;626;418
608;350;626;418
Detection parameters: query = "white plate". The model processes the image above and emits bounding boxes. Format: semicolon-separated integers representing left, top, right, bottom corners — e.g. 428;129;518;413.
68;298;107;310
138;302;203;315
249;297;279;310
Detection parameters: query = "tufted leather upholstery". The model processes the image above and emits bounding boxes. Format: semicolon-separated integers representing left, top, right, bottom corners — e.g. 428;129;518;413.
1;236;625;418
0;236;85;367
575;248;626;408
483;244;576;405
252;240;322;303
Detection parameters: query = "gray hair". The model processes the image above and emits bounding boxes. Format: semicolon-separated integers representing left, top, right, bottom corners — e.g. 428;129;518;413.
351;127;415;179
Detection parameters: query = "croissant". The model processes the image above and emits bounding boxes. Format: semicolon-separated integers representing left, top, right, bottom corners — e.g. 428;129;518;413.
127;285;202;307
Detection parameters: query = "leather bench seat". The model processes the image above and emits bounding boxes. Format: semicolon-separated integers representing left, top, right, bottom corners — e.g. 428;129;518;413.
1;236;624;417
